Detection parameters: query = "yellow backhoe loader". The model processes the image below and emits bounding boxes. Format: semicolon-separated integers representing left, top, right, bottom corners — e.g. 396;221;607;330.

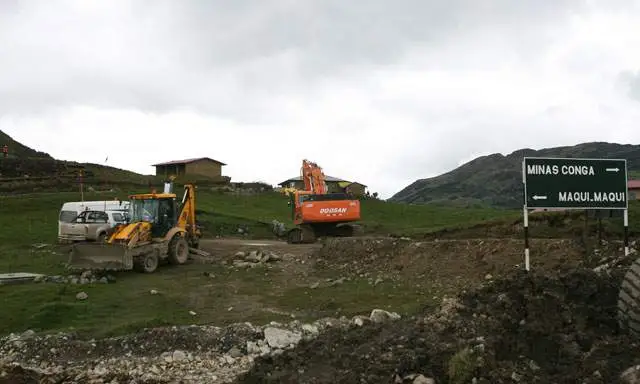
67;181;201;273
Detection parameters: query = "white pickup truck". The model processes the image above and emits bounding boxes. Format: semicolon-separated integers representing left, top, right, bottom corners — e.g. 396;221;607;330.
58;201;129;243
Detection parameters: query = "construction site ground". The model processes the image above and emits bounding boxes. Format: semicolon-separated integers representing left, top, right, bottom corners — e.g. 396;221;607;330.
2;232;640;382
0;236;595;337
1;193;639;382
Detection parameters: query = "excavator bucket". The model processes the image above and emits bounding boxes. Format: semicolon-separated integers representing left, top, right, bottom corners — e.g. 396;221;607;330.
67;242;134;271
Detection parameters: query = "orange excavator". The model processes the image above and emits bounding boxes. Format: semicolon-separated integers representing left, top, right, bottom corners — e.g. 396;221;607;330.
286;159;361;244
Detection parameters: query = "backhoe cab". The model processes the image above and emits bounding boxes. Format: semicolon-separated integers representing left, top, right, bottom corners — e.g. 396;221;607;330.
68;181;201;273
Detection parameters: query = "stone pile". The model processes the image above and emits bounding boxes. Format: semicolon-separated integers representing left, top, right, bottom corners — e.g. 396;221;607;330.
230;250;284;269
0;309;401;383
32;270;116;285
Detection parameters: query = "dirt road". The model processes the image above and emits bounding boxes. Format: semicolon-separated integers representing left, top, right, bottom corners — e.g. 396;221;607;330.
199;238;321;259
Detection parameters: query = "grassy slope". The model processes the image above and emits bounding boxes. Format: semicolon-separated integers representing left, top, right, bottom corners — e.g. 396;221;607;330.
0;130;52;159
196;191;518;237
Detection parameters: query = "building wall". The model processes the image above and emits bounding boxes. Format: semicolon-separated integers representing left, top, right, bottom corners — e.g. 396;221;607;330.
185;160;223;178
283;180;305;189
630;188;640;200
345;183;367;197
156;164;186;177
280;180;343;193
155;160;223;179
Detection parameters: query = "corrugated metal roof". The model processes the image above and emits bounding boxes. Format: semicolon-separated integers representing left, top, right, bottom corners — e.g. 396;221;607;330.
152;157;227;166
629;180;640;189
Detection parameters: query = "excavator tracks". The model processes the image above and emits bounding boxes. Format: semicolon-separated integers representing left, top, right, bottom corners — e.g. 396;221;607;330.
286;225;316;244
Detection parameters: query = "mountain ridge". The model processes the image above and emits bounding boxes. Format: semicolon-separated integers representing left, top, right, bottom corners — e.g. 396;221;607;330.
390;142;640;208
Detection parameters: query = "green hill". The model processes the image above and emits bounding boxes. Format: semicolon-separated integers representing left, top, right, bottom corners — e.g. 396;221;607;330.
390;142;640;208
0;130;52;159
0;130;179;193
0;130;238;195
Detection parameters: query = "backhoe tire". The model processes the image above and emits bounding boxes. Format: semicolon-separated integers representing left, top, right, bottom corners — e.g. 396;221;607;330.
168;235;189;265
134;253;159;273
618;256;640;337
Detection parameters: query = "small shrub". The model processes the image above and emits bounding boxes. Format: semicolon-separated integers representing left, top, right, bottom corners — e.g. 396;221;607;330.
447;347;478;384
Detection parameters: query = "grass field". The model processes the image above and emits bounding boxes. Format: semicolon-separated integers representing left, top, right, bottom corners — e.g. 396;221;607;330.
0;187;636;339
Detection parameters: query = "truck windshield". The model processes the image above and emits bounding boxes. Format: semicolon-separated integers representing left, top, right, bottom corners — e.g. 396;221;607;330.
129;199;159;223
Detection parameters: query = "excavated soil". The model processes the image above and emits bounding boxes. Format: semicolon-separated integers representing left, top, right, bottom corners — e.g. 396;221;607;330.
237;262;640;383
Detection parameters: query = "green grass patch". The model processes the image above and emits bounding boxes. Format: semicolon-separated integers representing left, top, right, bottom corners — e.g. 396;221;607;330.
194;191;517;237
272;278;436;320
0;264;293;338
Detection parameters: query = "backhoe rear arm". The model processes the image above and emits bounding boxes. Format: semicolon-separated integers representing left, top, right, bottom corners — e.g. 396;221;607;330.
177;184;197;238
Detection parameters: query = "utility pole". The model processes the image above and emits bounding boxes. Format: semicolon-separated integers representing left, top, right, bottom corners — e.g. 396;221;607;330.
79;170;84;201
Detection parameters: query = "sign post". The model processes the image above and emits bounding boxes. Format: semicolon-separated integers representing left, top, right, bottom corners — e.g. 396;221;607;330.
522;157;629;270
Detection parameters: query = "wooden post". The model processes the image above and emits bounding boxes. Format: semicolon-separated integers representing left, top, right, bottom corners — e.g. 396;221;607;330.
598;216;602;246
523;206;530;271
79;170;84;201
625;209;630;256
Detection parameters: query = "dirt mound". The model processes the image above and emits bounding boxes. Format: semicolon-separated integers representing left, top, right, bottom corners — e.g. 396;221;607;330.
237;264;640;383
316;237;587;276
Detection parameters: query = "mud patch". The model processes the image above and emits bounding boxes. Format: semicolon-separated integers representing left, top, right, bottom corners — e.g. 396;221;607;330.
237;264;640;383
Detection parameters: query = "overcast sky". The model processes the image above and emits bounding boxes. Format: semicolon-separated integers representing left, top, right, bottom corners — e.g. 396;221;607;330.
1;0;640;198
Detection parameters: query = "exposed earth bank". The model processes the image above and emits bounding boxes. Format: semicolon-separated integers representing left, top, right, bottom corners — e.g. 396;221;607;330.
237;263;640;383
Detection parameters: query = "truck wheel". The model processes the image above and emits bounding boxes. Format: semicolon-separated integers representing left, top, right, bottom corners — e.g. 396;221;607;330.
97;233;107;243
168;235;189;265
618;256;640;337
134;253;159;273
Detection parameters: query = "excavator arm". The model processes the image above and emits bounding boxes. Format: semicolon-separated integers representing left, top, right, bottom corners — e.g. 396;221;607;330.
301;159;328;194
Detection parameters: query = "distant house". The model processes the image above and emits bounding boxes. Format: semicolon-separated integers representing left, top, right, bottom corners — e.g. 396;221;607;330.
152;157;227;179
278;175;367;196
338;181;368;197
629;180;640;201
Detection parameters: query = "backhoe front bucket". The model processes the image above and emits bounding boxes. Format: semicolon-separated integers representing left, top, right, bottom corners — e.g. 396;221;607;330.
68;242;134;271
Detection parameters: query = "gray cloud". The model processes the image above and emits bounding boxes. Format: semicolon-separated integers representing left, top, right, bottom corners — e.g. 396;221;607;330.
2;1;640;197
0;0;594;117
